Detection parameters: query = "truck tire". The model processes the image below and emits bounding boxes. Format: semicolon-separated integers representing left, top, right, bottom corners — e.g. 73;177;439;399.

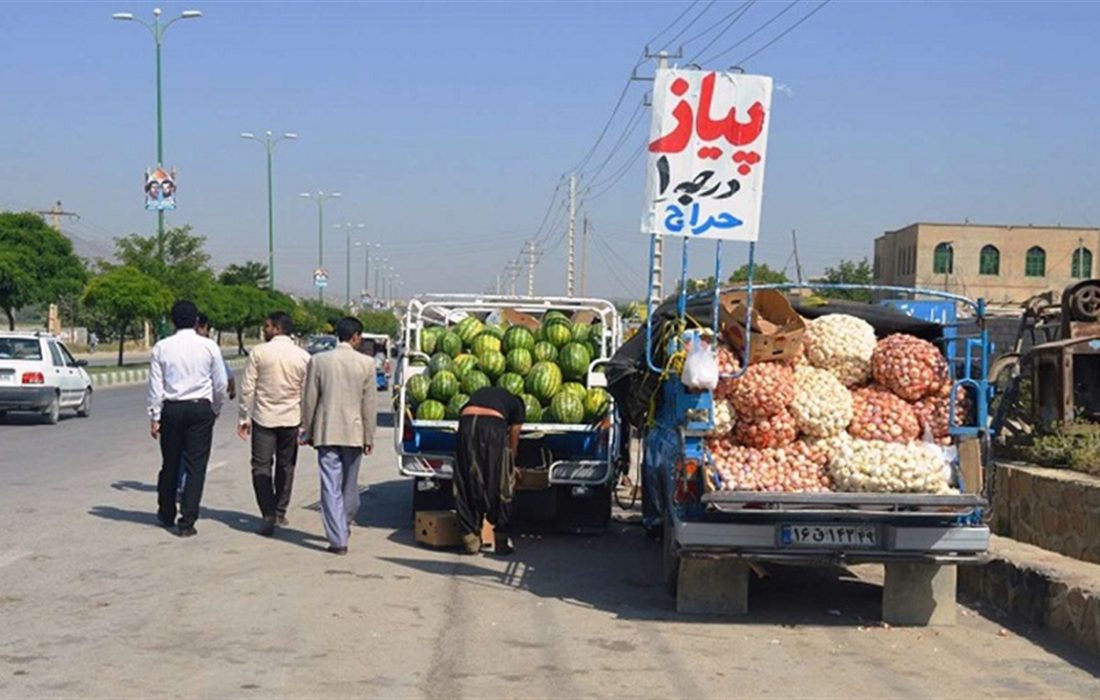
43;393;60;425
662;514;680;596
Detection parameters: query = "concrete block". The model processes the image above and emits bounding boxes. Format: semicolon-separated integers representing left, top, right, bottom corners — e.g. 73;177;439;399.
882;561;957;627
676;556;749;617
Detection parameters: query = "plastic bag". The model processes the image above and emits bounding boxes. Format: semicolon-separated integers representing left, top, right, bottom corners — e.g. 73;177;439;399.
681;337;719;391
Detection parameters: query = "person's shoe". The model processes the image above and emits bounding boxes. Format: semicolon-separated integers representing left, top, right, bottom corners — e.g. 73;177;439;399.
259;516;276;537
327;545;348;555
494;532;514;556
460;533;481;555
276;515;289;527
178;525;197;538
156;513;175;529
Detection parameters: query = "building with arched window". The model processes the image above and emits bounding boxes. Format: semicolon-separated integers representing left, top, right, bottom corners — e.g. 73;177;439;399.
873;223;1100;306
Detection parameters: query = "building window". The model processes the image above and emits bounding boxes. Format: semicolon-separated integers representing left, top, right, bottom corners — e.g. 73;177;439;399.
1072;247;1093;278
979;245;1000;276
1025;246;1046;277
932;243;953;275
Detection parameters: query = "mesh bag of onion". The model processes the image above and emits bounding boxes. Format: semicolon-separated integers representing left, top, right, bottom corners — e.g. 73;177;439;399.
871;333;950;401
713;344;742;400
733;407;797;449
912;391;971;443
848;386;921;443
728;361;795;421
708;437;832;492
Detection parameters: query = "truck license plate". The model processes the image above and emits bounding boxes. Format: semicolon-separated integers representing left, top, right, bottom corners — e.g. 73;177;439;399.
779;524;878;548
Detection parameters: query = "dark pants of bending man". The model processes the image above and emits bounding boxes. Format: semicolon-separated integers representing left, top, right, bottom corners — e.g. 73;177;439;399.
251;424;299;522
453;415;515;550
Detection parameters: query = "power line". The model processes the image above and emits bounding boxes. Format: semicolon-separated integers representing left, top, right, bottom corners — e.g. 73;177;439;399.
645;0;701;49
583;143;646;202
697;0;799;66
660;0;718;52
687;1;758;64
734;0;832;66
680;0;754;48
577;96;647;185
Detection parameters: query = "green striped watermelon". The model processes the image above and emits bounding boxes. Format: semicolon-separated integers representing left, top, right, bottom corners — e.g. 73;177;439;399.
482;325;505;341
543;321;573;349
532;341;558;363
521;394;543;423
584;387;611;421
526;361;562;402
446;393;470;419
420;327;445;355
406;373;431;405
549;392;585;424
417;399;446;421
477;350;507;380
587;338;602;360
429;371;459;402
461;370;492;395
452;354;479;379
455;317;484;347
506;348;533;376
440;332;463;358
470;333;502;357
571;324;590;343
558;342;592;381
543;310;570;324
503;326;536;353
497;372;525;396
559;382;587;403
429;353;455;376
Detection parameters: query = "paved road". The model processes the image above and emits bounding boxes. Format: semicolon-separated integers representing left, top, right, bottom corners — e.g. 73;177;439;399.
1;385;1097;698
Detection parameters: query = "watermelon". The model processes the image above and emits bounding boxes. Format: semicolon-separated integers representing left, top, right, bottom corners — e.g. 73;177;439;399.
587;338;602;360
420;327;445;355
452;354;479;379
521;394;543;423
549;392;585;424
532;341;558;363
543;321;573;349
446;392;470;419
429;370;459;402
558;342;592;381
429;353;455;376
571;324;590;343
503;326;536;353
559;382;587;403
506;348;533;376
482;325;505;341
543;310;570;323
417;399;446;421
455;317;484;347
470;333;502;357
497;372;525;396
461;370;492;395
477;350;507;380
526;361;562;402
406;374;431;405
440;332;463;358
584;387;611;420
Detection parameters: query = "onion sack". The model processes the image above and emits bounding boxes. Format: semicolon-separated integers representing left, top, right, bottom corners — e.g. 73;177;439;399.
871;333;950;401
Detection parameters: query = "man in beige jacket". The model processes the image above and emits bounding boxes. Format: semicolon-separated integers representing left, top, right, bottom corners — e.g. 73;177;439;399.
300;316;377;555
238;311;311;536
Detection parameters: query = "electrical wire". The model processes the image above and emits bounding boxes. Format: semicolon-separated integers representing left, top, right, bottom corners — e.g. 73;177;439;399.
645;0;701;50
659;0;718;52
687;0;758;64
734;0;832;66
583;143;646;202
577;97;648;186
697;0;799;66
680;0;754;49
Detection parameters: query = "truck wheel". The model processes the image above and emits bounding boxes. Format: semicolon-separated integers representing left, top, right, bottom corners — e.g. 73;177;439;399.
43;394;60;425
77;388;92;418
661;514;680;596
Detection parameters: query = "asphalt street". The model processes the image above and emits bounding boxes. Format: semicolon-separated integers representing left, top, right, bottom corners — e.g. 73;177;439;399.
0;384;1097;698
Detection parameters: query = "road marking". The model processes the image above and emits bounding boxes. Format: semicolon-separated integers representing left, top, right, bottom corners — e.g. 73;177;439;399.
0;550;31;570
209;460;228;473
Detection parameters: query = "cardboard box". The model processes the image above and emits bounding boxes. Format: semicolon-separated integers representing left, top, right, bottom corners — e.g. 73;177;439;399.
722;289;806;364
516;467;550;491
502;308;540;331
414;510;494;549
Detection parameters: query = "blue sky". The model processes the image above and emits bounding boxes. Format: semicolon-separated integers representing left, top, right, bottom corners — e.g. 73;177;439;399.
2;1;1098;300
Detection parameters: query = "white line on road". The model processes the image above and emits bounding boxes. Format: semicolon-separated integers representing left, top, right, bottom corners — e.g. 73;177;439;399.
0;550;31;570
208;460;228;473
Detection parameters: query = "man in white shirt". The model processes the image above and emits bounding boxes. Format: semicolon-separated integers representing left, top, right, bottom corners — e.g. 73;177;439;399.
147;300;228;537
237;311;311;536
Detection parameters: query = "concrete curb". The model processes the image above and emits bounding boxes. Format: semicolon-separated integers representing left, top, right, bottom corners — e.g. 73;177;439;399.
960;534;1100;656
91;357;247;389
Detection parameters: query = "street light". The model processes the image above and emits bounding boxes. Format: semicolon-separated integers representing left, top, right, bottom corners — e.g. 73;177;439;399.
375;258;388;302
113;6;202;262
241;131;296;290
334;223;365;308
300;191;341;301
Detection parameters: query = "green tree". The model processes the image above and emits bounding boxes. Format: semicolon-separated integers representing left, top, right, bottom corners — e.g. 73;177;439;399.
83;267;173;366
0;212;87;330
360;310;399;338
727;263;790;285
110;225;212;300
219;261;270;289
819;258;874;302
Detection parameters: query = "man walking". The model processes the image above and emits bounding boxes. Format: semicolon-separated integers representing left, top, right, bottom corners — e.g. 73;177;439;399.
237;311;310;536
300;317;377;555
148;300;228;537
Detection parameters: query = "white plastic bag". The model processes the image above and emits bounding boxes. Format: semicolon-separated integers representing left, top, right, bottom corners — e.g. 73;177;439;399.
682;338;719;391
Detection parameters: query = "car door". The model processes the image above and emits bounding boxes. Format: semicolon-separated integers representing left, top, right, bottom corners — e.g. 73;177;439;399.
59;343;88;403
47;340;79;406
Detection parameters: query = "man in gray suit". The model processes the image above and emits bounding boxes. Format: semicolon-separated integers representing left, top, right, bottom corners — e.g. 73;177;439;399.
300;316;377;555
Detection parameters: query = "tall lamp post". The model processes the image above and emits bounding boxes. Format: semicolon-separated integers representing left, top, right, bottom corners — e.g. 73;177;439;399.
112;7;202;262
355;241;380;308
300;191;341;301
335;223;365;308
375;258;388;302
240;131;297;289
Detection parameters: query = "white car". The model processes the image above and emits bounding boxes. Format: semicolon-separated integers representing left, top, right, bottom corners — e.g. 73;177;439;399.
0;332;92;424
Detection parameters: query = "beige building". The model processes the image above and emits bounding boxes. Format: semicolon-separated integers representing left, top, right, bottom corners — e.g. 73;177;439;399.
873;222;1099;306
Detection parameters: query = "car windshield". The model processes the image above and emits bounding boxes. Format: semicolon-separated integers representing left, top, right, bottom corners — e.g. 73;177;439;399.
307;337;337;352
0;338;43;361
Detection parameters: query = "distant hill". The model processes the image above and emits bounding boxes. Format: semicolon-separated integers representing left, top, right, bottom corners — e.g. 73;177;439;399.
62;229;115;265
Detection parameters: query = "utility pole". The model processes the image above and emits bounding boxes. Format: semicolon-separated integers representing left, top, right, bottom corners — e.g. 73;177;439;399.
566;173;576;297
525;240;538;296
35;201;79;231
791;229;804;285
495;275;502;295
647;51;671;309
580;215;589;297
506;260;520;295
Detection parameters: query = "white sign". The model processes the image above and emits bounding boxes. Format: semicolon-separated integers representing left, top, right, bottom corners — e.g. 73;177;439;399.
313;268;328;288
642;69;773;242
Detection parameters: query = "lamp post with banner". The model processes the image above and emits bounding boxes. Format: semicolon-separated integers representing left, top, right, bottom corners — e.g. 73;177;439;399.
300;191;341;301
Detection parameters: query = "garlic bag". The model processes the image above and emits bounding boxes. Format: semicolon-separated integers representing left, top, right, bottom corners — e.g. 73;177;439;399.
710;398;736;436
828;438;952;494
790;365;854;438
803;314;877;387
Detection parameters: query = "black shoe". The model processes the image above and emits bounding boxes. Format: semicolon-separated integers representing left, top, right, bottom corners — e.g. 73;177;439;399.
327;545;348;555
276;515;289;527
178;525;197;538
156;514;175;529
494;531;514;556
259;516;276;537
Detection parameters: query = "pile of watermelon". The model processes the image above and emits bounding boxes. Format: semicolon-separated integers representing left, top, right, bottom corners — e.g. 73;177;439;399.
406;311;611;425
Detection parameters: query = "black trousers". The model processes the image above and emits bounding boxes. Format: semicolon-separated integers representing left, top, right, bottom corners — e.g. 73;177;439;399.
453;415;514;537
251;423;299;519
157;400;216;528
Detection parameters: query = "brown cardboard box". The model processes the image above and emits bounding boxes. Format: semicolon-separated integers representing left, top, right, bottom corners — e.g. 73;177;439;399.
502;308;540;331
722;289;805;364
414;510;494;548
516;467;550;491
572;309;598;326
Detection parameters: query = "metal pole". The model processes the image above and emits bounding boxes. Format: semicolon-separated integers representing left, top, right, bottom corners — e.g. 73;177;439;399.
581;215;589;296
526;240;536;296
345;226;351;308
363;245;369;302
266;143;274;288
154;21;165;261
317;197;324;301
647;52;669;308
567;173;576;297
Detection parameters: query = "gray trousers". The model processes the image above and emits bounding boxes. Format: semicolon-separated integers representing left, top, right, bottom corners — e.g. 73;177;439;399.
317;446;362;548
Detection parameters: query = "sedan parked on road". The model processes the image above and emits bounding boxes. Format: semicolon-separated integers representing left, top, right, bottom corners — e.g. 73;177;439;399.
0;332;92;424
